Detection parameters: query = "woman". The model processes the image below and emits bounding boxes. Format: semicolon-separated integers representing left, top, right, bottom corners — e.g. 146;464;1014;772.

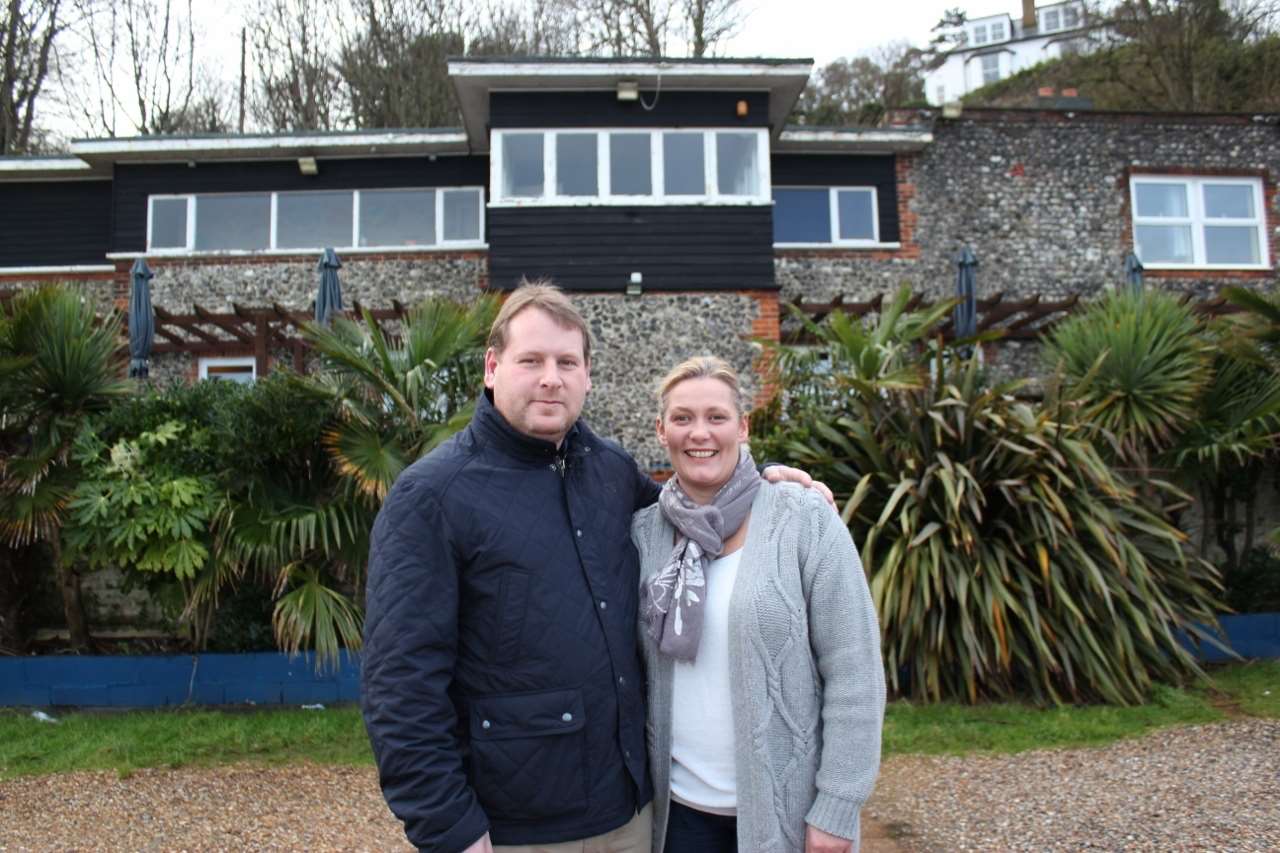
633;356;885;853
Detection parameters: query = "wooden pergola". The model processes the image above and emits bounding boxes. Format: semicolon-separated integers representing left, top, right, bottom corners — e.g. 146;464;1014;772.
149;300;410;374
782;291;1246;345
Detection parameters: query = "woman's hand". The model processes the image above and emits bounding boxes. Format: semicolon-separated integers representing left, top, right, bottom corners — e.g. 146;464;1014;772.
805;824;852;853
463;832;494;853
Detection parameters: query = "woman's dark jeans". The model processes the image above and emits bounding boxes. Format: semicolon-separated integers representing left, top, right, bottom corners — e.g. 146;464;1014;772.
664;801;737;853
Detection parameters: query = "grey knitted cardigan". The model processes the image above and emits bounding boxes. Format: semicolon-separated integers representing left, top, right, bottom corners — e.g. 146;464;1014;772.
632;482;885;853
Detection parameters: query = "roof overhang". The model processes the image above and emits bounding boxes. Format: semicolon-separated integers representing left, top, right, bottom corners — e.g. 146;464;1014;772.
774;127;934;154
448;58;813;152
0;156;106;181
68;130;470;166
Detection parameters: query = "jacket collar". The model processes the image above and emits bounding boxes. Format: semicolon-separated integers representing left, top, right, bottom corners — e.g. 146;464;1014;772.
472;389;586;463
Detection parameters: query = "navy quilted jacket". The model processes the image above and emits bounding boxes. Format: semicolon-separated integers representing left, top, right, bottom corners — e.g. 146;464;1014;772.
362;391;659;852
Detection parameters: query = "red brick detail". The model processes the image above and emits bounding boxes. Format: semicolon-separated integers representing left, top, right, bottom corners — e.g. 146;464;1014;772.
1118;166;1278;281
745;290;781;410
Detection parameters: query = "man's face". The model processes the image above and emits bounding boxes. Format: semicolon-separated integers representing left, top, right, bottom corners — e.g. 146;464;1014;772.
484;307;591;447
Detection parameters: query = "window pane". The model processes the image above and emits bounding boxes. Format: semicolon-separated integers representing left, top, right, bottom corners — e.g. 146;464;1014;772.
1134;183;1188;218
716;132;759;196
556;133;598;196
443;189;481;241
773;188;831;243
837;190;876;241
1203;184;1255;219
981;54;1000;84
1043;9;1060;29
360;189;435;247
973;24;987;44
150;198;187;249
1205;226;1260;264
610;133;651;196
990;22;1004;40
277;190;353;249
194;194;270;251
502;133;544;198
1135;224;1193;263
663;133;705;195
1063;7;1079;27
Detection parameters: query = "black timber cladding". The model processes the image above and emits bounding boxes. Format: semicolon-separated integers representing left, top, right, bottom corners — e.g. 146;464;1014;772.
771;154;900;243
112;156;488;252
0;180;112;267
490;92;770;128
487;205;774;292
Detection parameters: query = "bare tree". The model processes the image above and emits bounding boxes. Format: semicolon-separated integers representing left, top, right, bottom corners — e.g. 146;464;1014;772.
682;0;742;57
69;0;222;135
250;0;340;131
1;0;69;154
467;0;582;56
793;42;927;126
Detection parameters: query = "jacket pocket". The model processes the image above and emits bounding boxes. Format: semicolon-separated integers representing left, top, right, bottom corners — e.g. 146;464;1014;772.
468;687;588;821
493;570;530;663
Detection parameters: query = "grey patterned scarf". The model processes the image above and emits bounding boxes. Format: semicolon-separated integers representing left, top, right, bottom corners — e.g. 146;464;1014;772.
641;448;762;661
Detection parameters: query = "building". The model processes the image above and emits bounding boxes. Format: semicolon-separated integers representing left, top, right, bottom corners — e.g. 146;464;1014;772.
1;57;1277;465
925;0;1092;105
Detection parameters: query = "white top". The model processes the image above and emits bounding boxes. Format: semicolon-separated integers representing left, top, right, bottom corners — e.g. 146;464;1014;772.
669;547;742;814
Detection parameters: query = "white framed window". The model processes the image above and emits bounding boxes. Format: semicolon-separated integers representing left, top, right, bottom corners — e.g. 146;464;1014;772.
1063;6;1080;28
989;21;1005;41
146;186;485;254
1130;175;1270;269
772;186;882;247
489;128;772;206
980;54;1001;85
972;24;988;45
1041;8;1062;31
199;356;256;384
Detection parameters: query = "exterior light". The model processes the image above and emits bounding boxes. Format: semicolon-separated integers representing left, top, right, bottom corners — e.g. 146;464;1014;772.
617;81;640;102
626;271;643;296
298;156;319;175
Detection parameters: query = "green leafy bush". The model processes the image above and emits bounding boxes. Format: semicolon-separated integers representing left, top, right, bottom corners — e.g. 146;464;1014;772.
753;288;1225;706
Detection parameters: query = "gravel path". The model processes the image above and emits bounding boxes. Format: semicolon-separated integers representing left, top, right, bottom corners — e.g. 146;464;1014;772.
0;720;1275;851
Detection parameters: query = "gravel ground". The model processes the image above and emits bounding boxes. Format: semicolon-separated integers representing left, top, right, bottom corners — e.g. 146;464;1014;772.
0;719;1275;852
866;719;1280;852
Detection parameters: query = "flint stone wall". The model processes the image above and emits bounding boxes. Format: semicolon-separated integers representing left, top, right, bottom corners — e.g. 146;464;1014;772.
779;111;1280;381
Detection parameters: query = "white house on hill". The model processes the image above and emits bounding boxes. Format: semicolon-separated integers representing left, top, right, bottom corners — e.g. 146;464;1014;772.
924;0;1091;105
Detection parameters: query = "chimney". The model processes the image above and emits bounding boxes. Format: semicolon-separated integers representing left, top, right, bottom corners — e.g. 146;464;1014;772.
1022;0;1037;30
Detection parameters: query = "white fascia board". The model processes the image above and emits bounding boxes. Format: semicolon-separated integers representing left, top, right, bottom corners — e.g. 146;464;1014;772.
448;60;813;79
774;129;933;153
0;157;104;180
69;131;471;164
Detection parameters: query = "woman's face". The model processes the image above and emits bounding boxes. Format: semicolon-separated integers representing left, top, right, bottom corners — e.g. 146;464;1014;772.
657;376;748;504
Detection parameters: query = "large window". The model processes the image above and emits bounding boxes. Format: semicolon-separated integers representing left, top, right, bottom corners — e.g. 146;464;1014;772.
147;186;485;253
980;54;1001;85
773;187;881;246
1130;176;1269;268
490;128;771;205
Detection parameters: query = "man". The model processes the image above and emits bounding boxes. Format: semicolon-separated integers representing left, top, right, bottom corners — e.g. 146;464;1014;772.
362;282;828;853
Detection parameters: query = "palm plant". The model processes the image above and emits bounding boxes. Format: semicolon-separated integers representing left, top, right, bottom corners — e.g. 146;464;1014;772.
213;296;497;668
1041;289;1212;469
0;286;130;650
755;287;1225;705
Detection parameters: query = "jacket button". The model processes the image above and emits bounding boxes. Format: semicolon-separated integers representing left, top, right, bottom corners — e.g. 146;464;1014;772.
576;529;583;537
481;720;491;729
618;676;626;687
561;712;573;722
598;600;607;610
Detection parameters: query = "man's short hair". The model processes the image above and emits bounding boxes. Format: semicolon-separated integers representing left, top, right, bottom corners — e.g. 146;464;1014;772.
487;278;593;364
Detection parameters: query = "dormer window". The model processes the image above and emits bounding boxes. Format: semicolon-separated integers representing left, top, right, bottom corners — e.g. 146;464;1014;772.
1063;6;1080;28
989;21;1005;41
1042;8;1062;31
973;24;988;45
491;128;771;206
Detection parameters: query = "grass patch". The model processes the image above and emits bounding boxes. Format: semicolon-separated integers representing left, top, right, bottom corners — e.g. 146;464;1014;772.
0;662;1274;779
0;705;372;781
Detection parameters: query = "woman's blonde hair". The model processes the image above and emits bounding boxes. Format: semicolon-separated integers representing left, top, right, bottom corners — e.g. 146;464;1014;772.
656;356;745;416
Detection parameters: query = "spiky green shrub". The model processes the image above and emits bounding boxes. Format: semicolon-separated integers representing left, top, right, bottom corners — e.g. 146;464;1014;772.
1042;289;1212;466
754;288;1224;706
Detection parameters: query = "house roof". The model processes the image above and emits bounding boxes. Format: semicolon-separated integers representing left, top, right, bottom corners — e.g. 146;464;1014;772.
0;156;106;181
448;57;813;151
67;129;470;166
774;127;933;153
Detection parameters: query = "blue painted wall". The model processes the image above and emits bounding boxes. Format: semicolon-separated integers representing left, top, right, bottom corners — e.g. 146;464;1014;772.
0;652;360;708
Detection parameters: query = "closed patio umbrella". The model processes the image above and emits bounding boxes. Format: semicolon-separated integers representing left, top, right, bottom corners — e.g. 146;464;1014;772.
1124;251;1144;295
128;258;155;379
954;244;979;343
315;248;344;326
